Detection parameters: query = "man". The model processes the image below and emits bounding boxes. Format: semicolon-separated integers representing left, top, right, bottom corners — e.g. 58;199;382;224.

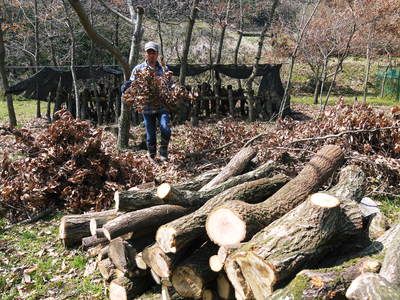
122;41;172;162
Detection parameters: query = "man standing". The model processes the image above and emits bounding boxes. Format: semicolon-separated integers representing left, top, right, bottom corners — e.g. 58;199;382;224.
123;41;172;162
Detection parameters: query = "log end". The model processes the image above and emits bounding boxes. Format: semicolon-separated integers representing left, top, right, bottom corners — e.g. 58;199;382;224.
209;255;224;272
310;193;340;208
59;217;66;239
90;218;97;236
206;207;246;246
156;226;177;253
135;252;148;270
114;191;120;211
157;183;172;200
109;278;129;300
172;265;204;299
103;228;112;241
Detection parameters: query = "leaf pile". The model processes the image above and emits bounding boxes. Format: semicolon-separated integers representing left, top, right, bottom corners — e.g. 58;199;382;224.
122;68;196;113
0;110;155;222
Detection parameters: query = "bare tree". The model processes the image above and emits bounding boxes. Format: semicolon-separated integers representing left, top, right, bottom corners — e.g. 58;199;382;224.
0;19;17;127
246;0;279;122
34;0;41;118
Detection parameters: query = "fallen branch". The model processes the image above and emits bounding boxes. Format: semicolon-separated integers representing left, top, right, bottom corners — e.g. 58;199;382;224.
290;126;400;144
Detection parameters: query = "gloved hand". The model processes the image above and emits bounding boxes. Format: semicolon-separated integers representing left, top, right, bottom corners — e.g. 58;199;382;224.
120;80;132;94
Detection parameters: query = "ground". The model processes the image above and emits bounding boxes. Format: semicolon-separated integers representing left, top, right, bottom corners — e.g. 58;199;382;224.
1;99;400;299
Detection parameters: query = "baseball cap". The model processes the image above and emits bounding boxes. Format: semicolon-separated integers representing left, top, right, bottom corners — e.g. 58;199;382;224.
144;41;159;52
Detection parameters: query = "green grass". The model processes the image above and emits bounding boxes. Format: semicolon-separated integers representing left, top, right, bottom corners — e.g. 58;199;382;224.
0;96;49;126
0;213;106;300
291;95;399;107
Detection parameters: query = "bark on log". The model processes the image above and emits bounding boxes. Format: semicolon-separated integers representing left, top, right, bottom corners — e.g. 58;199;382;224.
59;209;122;247
379;223;400;286
157;174;289;254
269;257;381;299
103;205;191;241
113;169;220;212
98;258;118;281
206;144;344;246
171;242;219;299
346;273;400;300
108;239;136;276
97;245;109;262
142;243;177;278
199;147;256;191
217;272;235;300
224;191;363;300
156;160;278;207
109;274;153;300
81;235;108;251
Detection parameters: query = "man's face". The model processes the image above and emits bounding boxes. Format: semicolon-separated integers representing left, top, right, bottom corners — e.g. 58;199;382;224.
145;49;158;65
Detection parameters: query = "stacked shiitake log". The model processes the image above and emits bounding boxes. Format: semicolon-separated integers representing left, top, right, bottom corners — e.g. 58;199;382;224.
59;145;399;300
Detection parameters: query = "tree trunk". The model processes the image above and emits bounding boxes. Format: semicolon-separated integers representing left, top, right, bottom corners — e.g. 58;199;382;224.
206;145;344;246
346;273;400;300
103;205;191;241
157;161;277;208
128;5;144;67
62;0;80;119
200;147;256;191
34;0;41;118
109;275;153;300
59;210;121;247
362;42;371;104
0;20;17;127
269;257;381;299
234;0;244;89
157;174;289;254
225;191;363;300
246;0;279;122
171;242;219;299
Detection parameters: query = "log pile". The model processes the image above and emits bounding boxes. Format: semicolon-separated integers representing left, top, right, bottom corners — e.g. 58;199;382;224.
58;144;400;300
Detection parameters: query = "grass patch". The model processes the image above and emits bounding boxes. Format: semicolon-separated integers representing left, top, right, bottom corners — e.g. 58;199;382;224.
291;95;398;107
0;96;50;126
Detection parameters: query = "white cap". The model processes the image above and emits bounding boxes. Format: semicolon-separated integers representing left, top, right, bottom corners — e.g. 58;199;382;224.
144;41;159;52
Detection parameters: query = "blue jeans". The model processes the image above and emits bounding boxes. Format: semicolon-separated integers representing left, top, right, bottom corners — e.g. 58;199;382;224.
143;111;171;156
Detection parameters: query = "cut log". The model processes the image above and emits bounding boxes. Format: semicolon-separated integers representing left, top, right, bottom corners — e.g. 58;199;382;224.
368;211;390;240
346;272;400;300
210;244;243;272
209;255;224;272
150;268;161;284
161;285;171;300
98;258;118;281
225;186;365;300
109;274;153;300
81;235;108;251
103;205;190;241
206;144;344;246
59;209;121;247
199;147;256;191
379;223;400;286
142;243;176;278
171;242;219;299
108;239;136;276
157;174;289;254
202;289;221;300
217;272;235;300
113;168;220;212
135;252;147;270
156;160;278;208
97;245;109;262
269;257;381;299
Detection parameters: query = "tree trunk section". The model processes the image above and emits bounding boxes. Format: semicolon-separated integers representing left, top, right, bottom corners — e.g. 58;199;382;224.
206;145;344;246
224;194;346;300
59;210;121;247
171;242;219;299
157;160;277;208
346;273;400;300
269;257;381;299
109;274;153;300
157;174;289;254
103;205;190;240
200;147;256;191
81;235;108;250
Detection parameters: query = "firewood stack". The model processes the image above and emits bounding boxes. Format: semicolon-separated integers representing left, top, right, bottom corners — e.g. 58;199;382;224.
59;144;400;300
